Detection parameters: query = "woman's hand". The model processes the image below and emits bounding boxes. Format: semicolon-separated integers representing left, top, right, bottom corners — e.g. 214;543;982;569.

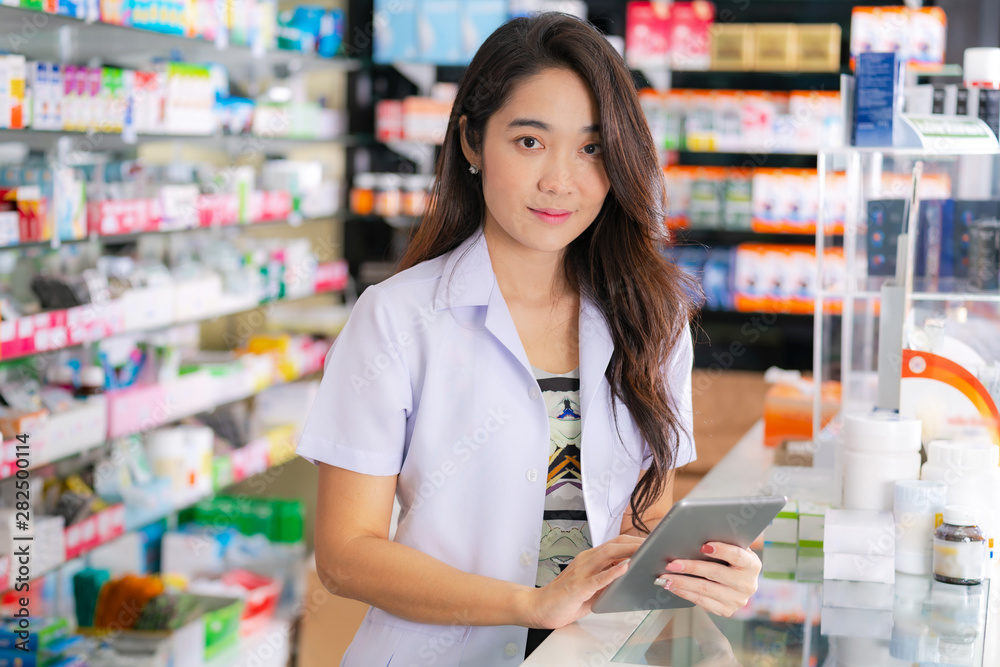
653;542;761;617
523;535;644;629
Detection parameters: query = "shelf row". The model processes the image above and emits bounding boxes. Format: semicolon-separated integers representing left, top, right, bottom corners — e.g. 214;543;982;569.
0;415;312;594
0;258;348;361
0;127;360;153
0;5;360;75
0;328;332;478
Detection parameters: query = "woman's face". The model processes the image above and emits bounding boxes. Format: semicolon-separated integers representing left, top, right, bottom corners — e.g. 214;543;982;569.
464;67;611;256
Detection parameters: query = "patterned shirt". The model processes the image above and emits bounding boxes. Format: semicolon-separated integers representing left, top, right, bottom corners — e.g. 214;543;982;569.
531;365;591;587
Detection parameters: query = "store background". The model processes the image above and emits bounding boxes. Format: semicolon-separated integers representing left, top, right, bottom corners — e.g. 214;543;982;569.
0;0;996;665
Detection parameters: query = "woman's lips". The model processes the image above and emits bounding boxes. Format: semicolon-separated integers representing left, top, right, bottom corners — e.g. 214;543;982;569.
529;207;572;224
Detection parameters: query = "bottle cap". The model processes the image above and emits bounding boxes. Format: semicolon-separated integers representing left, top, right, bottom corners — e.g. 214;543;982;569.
48;365;75;387
79;366;106;389
943;505;978;527
844;412;922;453
894;479;947;514
926;440;999;470
964;47;1000;88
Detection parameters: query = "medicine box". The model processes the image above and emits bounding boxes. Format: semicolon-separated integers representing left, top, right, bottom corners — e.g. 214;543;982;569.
710;24;754;71
797;501;829;548
762;543;796;580
797;24;841;72
754;24;797;71
763;499;799;545
824;509;895;558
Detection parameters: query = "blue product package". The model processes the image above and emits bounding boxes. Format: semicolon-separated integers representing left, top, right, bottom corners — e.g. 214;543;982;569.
920;199;954;280
459;0;507;64
277;6;326;52
57;0;85;19
318;9;345;58
951;200;1000;278
866;199;908;277
665;246;709;305
703;248;734;311
853;52;904;147
417;0;463;65
374;0;418;63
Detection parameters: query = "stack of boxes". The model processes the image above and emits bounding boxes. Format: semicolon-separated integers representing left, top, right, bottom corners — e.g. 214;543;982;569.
820;510;896;639
762;500;798;580
795;501;827;582
761;499;829;582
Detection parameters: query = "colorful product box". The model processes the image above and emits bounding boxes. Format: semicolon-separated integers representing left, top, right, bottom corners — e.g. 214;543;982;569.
850;6;946;71
683;90;716;151
667;1;714;71
625;1;672;69
853;51;905;147
710;23;753;71
459;0;506;64
687;166;726;228
416;0;462;65
100;0;129;25
754;23;797;71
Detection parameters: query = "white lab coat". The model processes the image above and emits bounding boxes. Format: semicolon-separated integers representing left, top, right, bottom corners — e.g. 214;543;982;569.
296;227;696;666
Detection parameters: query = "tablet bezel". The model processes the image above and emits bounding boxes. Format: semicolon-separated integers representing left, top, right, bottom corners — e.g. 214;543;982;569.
591;495;788;614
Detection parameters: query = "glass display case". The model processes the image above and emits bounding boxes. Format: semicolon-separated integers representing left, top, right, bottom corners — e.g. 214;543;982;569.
610;577;992;666
811;148;1000;465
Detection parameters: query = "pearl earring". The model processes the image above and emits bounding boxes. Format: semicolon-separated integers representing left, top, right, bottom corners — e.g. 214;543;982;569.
468;164;479;174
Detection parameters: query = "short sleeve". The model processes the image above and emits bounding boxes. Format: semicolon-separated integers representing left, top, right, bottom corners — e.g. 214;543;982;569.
295;285;413;475
641;325;696;470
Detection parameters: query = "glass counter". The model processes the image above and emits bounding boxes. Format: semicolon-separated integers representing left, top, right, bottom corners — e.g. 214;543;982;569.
611;576;992;666
522;424;1000;667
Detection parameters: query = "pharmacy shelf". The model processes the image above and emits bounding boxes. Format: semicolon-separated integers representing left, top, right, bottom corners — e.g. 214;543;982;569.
0;127;360;154
4;213;340;251
677;148;820;157
673;227;821;241
0;313;340;478
0;258;348;361
0;6;359;76
5;419;311;594
818;289;1000;304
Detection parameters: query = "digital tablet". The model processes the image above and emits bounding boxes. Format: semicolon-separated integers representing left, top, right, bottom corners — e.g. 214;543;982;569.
591;495;788;614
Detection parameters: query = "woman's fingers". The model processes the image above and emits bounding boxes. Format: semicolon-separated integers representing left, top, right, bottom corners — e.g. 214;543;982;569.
592;557;630;589
661;558;754;594
701;542;760;572
658;574;748;617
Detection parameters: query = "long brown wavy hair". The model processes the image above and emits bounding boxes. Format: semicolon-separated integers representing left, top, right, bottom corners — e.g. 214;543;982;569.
397;13;700;535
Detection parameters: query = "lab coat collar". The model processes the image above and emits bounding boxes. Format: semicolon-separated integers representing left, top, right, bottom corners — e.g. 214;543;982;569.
432;226;615;424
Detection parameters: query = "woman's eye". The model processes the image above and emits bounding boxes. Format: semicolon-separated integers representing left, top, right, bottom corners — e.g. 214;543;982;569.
518;137;538;149
583;143;602;155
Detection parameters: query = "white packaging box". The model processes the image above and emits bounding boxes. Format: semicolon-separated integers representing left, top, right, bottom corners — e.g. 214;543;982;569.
823;580;895;610
824;509;896;557
824;552;895;584
821;607;893;639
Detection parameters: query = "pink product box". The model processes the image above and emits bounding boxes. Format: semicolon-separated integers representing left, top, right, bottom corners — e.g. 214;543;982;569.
248;191;264;223
259;191;293;221
87;199;159;236
97;503;126;541
230;441;269;483
65;300;126;346
313;260;349;293
106;383;169;438
64;504;123;560
196;194;238;227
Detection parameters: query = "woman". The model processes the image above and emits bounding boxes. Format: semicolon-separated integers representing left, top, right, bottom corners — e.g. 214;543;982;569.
296;13;762;667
